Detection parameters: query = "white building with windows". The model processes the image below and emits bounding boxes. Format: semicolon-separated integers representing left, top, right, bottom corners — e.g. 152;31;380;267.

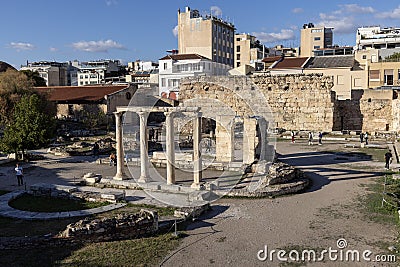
158;53;231;99
77;60;122;86
20;61;68;86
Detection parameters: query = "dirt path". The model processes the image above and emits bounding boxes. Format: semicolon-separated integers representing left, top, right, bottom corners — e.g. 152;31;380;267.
160;141;398;266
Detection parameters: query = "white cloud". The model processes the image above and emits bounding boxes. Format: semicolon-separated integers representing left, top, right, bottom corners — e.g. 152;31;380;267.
292;8;303;14
49;47;58;52
9;42;35;51
376;5;400;19
341;4;375;14
252;29;296;43
172;25;178;37
105;0;117;6
210;6;222;17
71;39;125;52
316;16;356;34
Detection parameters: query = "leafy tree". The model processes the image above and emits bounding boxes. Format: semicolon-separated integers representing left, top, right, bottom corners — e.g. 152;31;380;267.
20;70;47;87
0;94;55;159
0;69;34;125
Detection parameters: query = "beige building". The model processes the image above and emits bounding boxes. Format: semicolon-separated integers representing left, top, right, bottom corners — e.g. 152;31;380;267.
304;55;366;100
234;33;268;70
177;6;235;67
300;23;333;57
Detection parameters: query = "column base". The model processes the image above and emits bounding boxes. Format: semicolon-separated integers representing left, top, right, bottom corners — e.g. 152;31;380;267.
113;173;130;180
138;175;151;183
191;182;202;189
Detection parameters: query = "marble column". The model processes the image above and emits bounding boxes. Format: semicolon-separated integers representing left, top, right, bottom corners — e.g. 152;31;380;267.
138;111;150;183
191;112;202;188
165;112;175;185
113;112;127;180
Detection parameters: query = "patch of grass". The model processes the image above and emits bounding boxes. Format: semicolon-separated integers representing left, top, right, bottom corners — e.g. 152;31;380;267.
126;203;176;217
58;234;181;267
359;147;387;162
359;176;399;225
0;242;83;267
9;193;109;212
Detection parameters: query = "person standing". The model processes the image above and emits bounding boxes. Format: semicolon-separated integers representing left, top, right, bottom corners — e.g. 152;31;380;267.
291;131;295;143
364;132;369;145
308;132;313;146
359;132;364;143
318;132;323;145
15;163;23;186
385;150;393;169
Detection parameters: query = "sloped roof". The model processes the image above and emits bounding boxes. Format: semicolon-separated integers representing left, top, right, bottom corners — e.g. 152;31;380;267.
0;61;16;72
272;57;309;69
159;54;210;61
262;56;282;63
35;85;128;103
305;55;354;69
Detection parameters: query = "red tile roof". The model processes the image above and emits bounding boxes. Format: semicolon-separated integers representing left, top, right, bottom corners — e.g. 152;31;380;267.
159;54;210;61
35;85;128;102
262;56;282;63
272;57;309;69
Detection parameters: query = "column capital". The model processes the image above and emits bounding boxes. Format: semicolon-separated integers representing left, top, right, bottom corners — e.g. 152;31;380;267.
164;111;176;117
113;111;125;117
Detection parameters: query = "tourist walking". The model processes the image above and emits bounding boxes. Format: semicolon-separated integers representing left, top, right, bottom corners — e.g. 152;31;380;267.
308;132;313;145
318;132;323;145
291;131;295;143
364;132;369;145
109;152;116;166
92;142;100;158
385;150;393;169
15;163;23;186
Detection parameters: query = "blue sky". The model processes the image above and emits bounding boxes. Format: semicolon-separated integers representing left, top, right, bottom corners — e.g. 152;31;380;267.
2;0;400;68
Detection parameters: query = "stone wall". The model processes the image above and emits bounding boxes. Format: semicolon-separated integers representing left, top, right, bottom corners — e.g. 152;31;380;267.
251;74;335;132
334;89;395;133
58;210;158;242
179;74;335;132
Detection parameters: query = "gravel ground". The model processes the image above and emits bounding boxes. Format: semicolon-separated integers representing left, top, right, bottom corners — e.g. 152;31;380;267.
160;140;398;267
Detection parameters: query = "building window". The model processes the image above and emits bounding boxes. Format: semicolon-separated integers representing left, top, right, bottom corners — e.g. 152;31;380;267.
337;75;344;85
369;70;380;80
313;46;320;49
354;78;362;87
384;69;394;85
164;63;168;70
161;78;166;87
314;37;321;41
237;54;241;60
237;62;241;67
362;55;367;59
236;38;241;41
236;46;240;52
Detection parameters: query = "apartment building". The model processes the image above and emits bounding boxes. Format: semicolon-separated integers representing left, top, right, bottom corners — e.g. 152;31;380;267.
158;53;231;99
300;23;333;57
77;60;124;86
177;6;235;67
20;61;68;86
356;26;400;51
234;33;269;70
